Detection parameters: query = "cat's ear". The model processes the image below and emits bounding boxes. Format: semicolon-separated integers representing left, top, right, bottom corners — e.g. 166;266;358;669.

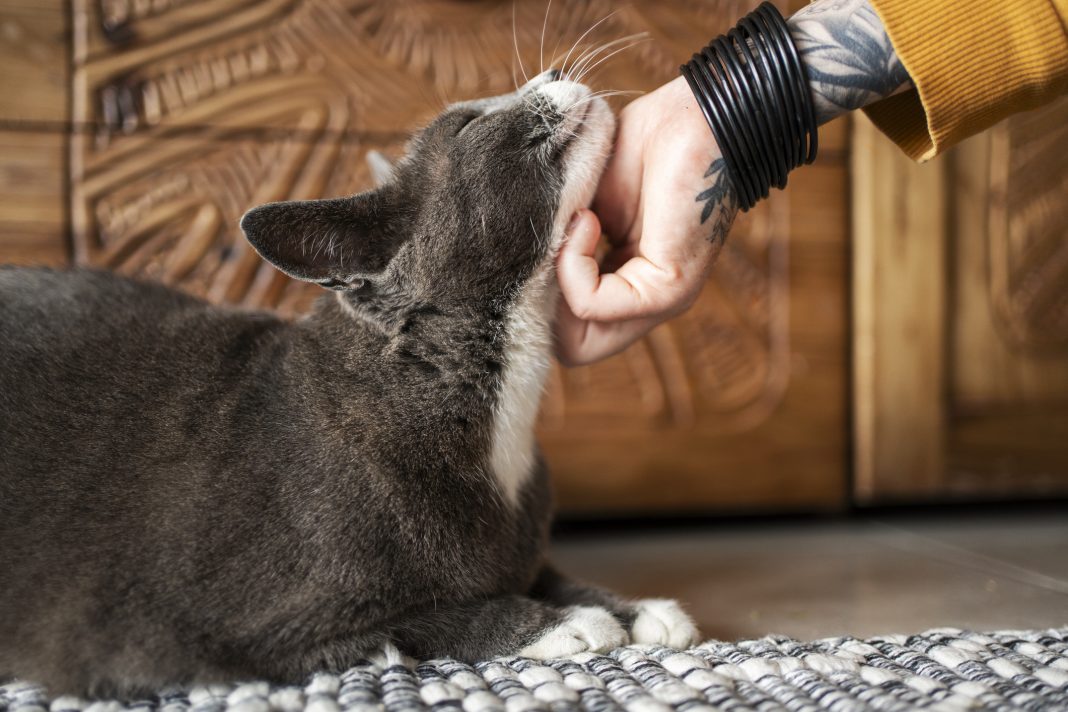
240;191;403;288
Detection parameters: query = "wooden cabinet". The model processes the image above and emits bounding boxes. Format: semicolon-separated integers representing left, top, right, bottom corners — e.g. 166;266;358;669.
853;103;1068;502
1;0;1063;514
0;0;69;267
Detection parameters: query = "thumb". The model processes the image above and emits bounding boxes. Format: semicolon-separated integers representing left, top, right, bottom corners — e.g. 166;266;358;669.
556;209;604;319
560;208;602;258
558;208;681;322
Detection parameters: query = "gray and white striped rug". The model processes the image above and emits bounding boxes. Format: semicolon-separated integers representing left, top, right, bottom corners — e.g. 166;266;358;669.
3;627;1067;712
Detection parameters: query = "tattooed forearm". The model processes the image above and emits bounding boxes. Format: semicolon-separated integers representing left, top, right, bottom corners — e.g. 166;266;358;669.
696;157;737;246
788;0;912;125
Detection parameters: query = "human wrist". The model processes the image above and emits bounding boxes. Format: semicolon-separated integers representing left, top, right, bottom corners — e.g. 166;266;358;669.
680;2;817;210
648;78;737;228
653;77;722;152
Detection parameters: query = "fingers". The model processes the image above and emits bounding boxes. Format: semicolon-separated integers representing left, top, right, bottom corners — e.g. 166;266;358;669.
554;207;691;366
557;209;691;323
554;298;663;367
556;208;604;305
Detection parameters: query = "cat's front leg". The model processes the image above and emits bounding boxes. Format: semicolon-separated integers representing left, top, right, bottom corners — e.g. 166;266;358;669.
530;565;700;649
383;594;627;661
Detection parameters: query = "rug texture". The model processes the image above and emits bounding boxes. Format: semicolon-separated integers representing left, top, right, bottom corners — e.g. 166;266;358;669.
3;627;1067;712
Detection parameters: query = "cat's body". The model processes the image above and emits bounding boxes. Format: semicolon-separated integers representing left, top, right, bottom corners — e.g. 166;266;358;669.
0;72;697;697
1;267;553;691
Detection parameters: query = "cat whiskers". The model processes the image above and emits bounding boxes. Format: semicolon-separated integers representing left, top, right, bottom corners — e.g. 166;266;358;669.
565;33;651;86
508;5;559;127
553;11;618;81
522;87;557;131
514;5;646;136
529;217;545;253
511;1;530;86
539;0;552;76
510;59;551;126
564;89;643;115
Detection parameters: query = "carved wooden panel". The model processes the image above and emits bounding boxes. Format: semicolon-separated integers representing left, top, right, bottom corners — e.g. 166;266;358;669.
853;99;1068;502
59;0;848;513
987;103;1068;350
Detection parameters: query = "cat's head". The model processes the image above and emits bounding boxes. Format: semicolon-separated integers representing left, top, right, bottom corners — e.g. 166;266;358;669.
240;70;614;319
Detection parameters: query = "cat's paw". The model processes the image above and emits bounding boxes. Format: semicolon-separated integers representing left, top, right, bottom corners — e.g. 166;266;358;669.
365;641;416;669
518;606;628;658
629;599;699;649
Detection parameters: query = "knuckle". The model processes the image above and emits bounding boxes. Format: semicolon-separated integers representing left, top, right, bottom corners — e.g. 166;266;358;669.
643;265;697;318
660;262;688;285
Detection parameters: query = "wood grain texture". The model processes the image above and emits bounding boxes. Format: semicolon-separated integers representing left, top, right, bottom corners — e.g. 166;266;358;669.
0;0;850;514
0;0;69;265
852;114;946;501
0;0;69;123
986;102;1068;351
0;129;68;265
852;101;1068;503
0;130;69;266
954;101;1068;404
944;99;1068;495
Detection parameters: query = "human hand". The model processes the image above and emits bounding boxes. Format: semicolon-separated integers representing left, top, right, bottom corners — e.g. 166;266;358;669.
555;76;738;366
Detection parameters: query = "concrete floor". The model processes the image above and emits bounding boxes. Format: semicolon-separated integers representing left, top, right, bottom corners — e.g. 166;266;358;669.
550;508;1068;642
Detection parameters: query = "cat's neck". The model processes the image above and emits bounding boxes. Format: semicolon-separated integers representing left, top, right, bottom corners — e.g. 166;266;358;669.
487;269;558;507
304;272;558;507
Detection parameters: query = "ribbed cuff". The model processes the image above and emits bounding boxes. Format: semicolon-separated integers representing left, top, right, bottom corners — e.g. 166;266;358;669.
863;0;1068;161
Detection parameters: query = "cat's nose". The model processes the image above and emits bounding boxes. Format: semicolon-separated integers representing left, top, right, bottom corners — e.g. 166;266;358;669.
544;68;562;82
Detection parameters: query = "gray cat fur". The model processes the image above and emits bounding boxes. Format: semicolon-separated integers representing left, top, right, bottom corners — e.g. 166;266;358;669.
0;73;694;697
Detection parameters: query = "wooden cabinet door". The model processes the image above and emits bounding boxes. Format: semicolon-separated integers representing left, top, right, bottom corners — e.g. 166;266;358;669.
852;102;1068;502
0;0;849;515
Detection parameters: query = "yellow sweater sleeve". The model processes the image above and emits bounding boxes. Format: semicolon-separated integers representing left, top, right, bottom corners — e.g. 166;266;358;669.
862;0;1068;160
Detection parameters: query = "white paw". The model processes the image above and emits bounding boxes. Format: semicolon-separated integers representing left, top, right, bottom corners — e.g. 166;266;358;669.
629;599;699;648
365;642;416;669
518;606;628;658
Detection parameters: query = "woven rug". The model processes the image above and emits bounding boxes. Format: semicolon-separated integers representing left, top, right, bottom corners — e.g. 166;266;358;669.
3;627;1067;712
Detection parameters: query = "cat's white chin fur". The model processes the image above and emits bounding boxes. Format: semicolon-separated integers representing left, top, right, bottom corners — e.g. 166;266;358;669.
488;84;615;509
629;599;700;648
518;606;628;658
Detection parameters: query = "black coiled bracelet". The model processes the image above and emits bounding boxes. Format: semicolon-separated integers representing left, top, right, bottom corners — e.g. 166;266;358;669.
680;2;818;211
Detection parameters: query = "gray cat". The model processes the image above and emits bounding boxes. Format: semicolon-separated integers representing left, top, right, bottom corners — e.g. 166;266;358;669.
0;71;697;698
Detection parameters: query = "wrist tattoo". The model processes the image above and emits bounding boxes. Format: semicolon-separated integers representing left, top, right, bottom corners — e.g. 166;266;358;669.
696;157;738;244
788;0;912;125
